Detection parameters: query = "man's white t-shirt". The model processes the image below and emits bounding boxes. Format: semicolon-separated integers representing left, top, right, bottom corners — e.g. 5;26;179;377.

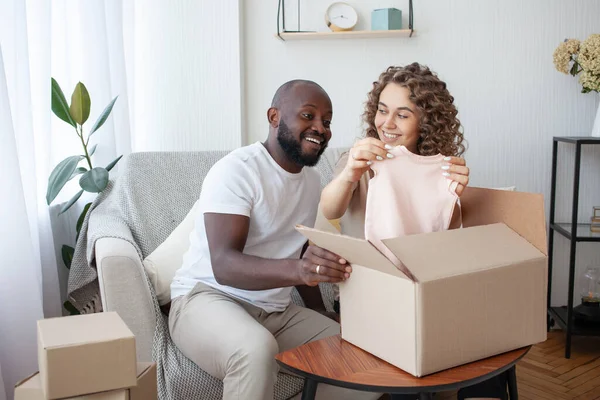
170;142;321;312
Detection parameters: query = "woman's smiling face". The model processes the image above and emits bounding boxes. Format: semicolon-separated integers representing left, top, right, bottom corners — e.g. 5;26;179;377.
374;83;420;153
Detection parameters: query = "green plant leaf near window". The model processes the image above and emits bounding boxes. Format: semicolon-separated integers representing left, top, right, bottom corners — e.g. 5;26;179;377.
48;78;121;315
46;155;85;204
63;300;80;315
79;167;109;193
89;96;118;138
70;82;91;125
105;155;123;172
61;245;75;270
88;144;98;157
69;167;88;180
59;189;83;215
51;78;76;128
75;202;92;243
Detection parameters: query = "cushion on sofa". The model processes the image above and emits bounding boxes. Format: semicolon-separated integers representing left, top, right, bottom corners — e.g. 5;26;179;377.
143;201;199;305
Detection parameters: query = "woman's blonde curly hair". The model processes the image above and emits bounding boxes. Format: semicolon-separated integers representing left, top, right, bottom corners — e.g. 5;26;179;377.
363;63;466;157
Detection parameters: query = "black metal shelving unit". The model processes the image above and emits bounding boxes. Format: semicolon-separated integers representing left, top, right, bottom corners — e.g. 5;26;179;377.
547;136;600;358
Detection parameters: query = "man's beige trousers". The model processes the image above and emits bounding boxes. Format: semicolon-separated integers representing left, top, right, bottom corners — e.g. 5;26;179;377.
169;282;380;400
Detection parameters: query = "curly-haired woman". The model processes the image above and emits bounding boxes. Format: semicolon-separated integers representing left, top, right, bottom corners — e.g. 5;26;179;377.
320;62;469;234
319;63;507;400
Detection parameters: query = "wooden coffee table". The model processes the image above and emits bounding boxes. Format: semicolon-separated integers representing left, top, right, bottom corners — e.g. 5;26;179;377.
276;335;528;400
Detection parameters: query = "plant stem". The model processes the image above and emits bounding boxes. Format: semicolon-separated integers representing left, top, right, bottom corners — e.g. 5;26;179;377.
78;125;93;169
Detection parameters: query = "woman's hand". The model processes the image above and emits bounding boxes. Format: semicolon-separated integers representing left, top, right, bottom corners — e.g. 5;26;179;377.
340;138;392;183
442;156;470;196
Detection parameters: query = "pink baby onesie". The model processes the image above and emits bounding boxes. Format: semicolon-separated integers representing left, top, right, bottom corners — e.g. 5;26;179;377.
364;145;459;279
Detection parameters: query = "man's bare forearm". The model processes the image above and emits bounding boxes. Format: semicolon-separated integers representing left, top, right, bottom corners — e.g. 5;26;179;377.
212;249;303;290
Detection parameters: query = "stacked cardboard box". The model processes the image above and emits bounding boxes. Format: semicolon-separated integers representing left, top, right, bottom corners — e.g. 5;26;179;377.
14;312;157;400
592;206;600;233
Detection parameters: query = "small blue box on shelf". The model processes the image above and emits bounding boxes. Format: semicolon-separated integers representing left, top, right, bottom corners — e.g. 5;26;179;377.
371;8;402;31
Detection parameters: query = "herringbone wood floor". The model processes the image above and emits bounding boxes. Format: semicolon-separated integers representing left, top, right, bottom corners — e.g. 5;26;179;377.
434;330;600;399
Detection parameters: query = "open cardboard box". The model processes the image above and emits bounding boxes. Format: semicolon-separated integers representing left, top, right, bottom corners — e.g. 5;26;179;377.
301;187;548;377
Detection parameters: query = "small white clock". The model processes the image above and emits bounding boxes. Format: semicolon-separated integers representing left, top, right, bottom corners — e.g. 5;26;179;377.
325;2;358;32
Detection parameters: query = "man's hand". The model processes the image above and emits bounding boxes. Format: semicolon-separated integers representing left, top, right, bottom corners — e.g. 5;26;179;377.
297;245;352;286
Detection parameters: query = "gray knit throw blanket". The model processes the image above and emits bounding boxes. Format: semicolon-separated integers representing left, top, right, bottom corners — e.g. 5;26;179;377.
66;149;343;399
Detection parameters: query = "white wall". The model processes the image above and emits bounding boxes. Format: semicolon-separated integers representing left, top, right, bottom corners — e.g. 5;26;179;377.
243;0;600;306
131;0;242;151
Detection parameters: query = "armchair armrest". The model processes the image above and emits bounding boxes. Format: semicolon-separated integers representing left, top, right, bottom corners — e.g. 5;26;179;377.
96;237;156;362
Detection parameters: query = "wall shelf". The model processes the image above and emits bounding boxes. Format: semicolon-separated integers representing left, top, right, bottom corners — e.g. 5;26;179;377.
276;0;414;42
276;29;414;41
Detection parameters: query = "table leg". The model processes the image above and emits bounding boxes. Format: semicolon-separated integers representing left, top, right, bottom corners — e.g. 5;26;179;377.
419;393;433;400
301;379;318;400
507;365;518;400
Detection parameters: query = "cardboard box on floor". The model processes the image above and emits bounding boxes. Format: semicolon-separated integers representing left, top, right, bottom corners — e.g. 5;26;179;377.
37;312;137;399
14;362;157;400
301;187;548;377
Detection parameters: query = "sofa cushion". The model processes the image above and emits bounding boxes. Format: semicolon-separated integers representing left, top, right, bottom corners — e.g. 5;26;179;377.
143;201;199;305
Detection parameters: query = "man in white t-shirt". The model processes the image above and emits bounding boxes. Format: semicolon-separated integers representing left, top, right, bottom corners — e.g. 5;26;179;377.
169;80;375;400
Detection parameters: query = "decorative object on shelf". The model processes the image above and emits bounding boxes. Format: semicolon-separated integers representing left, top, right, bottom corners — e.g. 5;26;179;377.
574;267;600;324
276;0;414;41
371;8;402;31
553;34;600;137
325;2;358;32
592;206;600;233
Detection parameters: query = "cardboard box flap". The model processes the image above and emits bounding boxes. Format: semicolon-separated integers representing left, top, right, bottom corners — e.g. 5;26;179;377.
382;223;546;282
38;312;134;349
295;225;410;280
461;187;547;255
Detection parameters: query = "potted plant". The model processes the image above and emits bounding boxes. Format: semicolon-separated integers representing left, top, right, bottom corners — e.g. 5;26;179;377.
47;78;122;314
553;34;600;137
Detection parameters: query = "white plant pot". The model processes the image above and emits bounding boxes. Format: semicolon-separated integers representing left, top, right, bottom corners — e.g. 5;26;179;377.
592;93;600;138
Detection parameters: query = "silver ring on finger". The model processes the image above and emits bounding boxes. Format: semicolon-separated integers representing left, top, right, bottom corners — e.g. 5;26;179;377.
316;265;321;274
351;152;357;160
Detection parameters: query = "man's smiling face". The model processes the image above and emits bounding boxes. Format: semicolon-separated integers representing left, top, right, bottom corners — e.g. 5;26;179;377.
276;84;333;167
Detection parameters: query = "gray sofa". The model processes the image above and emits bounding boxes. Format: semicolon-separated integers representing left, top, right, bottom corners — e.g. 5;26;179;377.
94;148;346;399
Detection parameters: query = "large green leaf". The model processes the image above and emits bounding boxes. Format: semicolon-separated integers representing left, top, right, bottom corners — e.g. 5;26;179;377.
70;82;91;125
61;245;75;269
69;167;88;180
88;96;118;138
75;202;92;243
51;78;76;127
105;155;123;172
59;189;83;215
88;144;98;157
46;155;84;204
79;167;109;193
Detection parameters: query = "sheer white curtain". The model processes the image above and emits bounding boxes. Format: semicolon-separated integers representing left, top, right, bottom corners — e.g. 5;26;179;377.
0;45;46;400
0;1;132;399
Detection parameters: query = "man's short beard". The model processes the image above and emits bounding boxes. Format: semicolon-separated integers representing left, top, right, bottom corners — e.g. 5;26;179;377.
277;119;327;167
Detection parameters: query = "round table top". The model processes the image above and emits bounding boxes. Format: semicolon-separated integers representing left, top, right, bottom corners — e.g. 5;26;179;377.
275;335;529;393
